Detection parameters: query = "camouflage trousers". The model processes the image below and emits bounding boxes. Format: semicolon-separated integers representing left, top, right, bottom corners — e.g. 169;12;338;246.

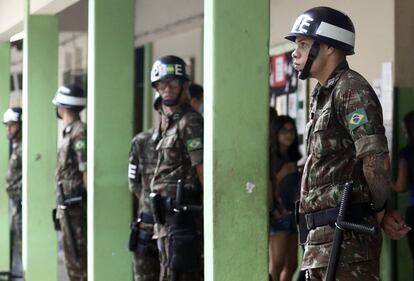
10;199;23;280
133;247;160;281
157;230;203;281
156;214;204;281
306;259;380;281
60;205;87;281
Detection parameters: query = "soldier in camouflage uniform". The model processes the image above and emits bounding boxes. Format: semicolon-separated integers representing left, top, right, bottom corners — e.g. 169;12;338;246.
285;7;410;281
3;107;23;281
127;94;162;281
150;55;204;281
52;84;87;281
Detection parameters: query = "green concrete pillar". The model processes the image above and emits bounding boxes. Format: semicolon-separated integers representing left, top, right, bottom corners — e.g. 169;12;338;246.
204;0;269;280
0;42;11;272
87;0;134;280
23;1;58;280
143;42;153;131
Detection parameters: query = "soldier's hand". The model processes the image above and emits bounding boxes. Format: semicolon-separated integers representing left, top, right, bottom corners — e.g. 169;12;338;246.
270;205;291;220
380;209;411;240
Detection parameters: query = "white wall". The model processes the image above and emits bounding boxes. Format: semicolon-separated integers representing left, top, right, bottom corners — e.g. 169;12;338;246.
0;0;23;41
135;0;203;45
153;27;203;84
270;0;395;86
30;0;80;15
395;0;414;87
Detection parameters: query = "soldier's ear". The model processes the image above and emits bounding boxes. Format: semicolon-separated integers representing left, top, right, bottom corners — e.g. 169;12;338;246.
326;44;336;56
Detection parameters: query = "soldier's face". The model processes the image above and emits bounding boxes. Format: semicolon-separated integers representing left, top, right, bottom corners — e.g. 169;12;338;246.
292;36;313;72
156;78;182;102
5;122;19;140
278;122;296;148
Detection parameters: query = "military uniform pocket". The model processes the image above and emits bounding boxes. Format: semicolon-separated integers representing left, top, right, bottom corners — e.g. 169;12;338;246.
307;225;352;245
160;134;183;165
312;111;343;158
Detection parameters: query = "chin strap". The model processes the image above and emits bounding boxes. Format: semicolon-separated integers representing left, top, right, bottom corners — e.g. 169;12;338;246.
298;41;320;80
161;86;184;107
56;107;62;119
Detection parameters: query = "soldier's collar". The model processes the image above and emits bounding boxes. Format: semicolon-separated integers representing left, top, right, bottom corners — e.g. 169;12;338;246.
12;141;21;148
151;125;161;143
165;103;191;123
313;61;349;98
321;60;349;90
63;119;83;136
63;120;77;136
166;111;182;123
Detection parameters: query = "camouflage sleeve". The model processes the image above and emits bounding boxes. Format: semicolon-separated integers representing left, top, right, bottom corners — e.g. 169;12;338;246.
72;128;87;172
128;136;142;193
334;87;388;158
334;84;390;209
180;111;203;166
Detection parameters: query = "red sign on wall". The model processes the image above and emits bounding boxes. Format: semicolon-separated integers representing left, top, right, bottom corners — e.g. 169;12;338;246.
270;53;287;88
270;51;297;96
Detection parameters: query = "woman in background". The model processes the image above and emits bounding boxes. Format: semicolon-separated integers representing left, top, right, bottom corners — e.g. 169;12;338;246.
269;115;301;281
393;111;414;280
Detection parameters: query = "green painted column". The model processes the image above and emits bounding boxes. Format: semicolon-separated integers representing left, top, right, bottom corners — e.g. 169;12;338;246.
88;0;134;280
143;42;153;131
23;1;58;280
204;0;269;280
0;42;11;272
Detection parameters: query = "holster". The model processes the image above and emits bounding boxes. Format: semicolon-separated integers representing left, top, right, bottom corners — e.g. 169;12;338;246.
150;184;202;226
167;221;201;272
128;221;140;251
150;192;170;225
295;201;308;245
52;208;61;231
128;213;158;258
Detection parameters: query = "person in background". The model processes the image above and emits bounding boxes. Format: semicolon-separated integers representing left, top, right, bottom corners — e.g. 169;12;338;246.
127;94;162;281
149;55;204;281
393;110;414;280
269;115;301;281
52;84;87;281
189;84;203;114
3;107;23;281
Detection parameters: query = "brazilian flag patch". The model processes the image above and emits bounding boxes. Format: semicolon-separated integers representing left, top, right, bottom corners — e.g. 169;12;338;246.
346;108;368;130
186;137;202;151
165;64;175;74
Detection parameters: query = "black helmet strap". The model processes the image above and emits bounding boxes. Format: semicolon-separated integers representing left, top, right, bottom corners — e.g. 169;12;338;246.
56;107;62;119
299;41;320;80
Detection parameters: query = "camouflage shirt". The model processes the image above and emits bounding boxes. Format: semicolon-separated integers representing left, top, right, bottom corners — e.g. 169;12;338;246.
301;61;387;269
151;103;203;198
6;141;22;202
128;128;158;215
56;120;87;196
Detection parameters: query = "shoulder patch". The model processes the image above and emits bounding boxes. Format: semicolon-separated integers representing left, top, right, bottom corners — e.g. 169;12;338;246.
186;137;202;151
346;108;368;130
74;139;86;151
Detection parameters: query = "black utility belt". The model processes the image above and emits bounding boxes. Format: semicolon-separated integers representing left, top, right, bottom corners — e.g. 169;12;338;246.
297;202;374;244
63;192;86;206
139;212;155;225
